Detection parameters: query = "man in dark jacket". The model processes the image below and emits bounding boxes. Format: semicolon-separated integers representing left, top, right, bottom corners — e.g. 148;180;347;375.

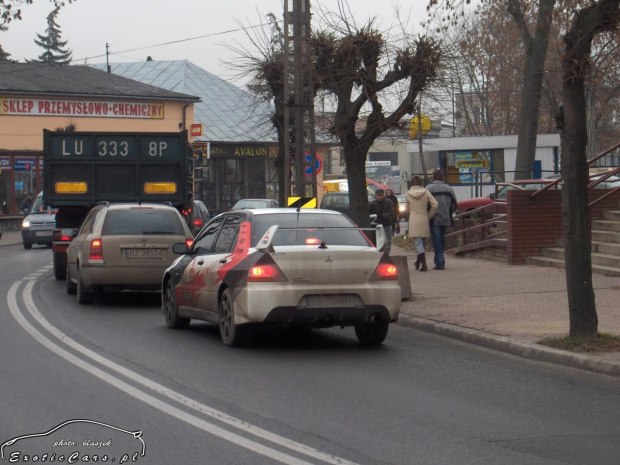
426;169;458;270
369;189;395;253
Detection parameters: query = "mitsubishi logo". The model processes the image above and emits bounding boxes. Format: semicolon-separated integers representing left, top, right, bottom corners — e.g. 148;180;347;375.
325;254;333;263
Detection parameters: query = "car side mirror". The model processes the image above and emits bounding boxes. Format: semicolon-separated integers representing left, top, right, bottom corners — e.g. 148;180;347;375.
173;243;189;255
489;193;495;199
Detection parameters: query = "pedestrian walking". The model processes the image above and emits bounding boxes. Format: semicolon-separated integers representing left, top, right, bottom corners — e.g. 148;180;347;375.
425;169;458;270
385;187;400;235
406;175;438;271
369;189;395;253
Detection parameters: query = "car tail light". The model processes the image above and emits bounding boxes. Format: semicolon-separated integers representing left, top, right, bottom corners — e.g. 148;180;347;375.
193;219;203;228
248;264;286;282
305;237;320;245
90;239;103;260
186;239;193;248
370;263;398;280
54;230;73;242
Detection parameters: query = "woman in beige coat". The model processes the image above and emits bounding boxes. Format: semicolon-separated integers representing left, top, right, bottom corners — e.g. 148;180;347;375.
406;175;438;271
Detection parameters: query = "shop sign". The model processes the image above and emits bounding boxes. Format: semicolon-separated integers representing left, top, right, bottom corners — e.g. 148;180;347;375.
191;124;203;137
0;157;10;170
15;159;35;171
455;151;489;183
209;144;270;158
0;97;164;119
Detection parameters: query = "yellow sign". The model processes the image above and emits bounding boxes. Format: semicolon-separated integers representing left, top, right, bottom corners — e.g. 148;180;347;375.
287;197;316;209
409;114;431;139
144;182;177;194
55;182;88;194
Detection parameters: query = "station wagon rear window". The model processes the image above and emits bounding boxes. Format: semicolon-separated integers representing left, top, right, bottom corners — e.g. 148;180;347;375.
102;209;185;236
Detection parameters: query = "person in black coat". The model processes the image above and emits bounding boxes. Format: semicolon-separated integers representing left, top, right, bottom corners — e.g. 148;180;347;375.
385;187;400;235
369;189;395;253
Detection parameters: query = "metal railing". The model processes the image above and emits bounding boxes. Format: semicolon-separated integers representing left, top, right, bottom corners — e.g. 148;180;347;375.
448;142;620;255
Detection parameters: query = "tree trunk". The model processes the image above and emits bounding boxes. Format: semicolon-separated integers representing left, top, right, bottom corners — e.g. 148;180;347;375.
344;144;372;228
561;80;598;337
511;0;555;180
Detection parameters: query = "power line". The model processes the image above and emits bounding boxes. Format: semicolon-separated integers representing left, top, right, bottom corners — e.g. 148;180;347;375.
0;20;275;75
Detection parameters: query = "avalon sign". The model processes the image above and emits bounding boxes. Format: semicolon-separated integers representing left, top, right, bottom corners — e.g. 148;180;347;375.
0;97;164;119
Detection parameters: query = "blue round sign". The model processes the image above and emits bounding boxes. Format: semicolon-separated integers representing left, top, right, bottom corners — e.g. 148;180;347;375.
304;153;322;176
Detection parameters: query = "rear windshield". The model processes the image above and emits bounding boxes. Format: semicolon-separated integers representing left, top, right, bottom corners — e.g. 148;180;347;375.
234;200;270;209
102;209;185;236
251;213;370;247
320;195;349;209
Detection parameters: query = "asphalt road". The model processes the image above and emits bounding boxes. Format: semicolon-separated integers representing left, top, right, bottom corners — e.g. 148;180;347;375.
1;244;619;465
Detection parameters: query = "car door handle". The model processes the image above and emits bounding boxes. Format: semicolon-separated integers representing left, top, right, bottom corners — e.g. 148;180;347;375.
219;258;227;264
197;260;204;265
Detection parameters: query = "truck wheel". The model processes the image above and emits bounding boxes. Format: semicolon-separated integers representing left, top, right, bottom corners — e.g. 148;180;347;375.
53;252;67;281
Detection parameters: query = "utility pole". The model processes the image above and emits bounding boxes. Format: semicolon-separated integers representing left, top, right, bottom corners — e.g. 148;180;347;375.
282;0;316;200
106;43;111;73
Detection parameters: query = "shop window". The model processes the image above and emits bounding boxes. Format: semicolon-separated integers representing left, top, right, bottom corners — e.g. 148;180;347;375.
443;150;494;185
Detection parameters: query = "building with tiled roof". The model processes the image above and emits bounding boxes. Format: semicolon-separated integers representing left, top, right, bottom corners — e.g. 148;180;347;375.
0;62;199;215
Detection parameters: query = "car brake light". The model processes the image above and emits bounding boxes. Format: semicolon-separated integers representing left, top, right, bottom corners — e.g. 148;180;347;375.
248;264;286;282
90;239;103;260
186;239;193;248
193;219;203;227
305;237;320;245
370;263;398;280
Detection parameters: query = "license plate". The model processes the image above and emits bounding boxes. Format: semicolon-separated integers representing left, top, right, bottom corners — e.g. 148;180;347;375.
35;231;53;237
305;294;359;308
124;248;165;259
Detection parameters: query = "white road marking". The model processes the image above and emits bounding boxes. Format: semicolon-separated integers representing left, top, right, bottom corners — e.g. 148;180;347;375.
8;280;359;465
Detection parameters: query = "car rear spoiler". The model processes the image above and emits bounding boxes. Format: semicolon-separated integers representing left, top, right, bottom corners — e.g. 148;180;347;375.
255;224;387;253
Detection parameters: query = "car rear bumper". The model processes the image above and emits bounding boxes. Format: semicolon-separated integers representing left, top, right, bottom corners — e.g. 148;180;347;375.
81;264;167;289
232;282;401;326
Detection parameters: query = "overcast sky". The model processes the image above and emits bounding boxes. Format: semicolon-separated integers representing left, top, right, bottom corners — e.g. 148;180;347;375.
2;0;427;85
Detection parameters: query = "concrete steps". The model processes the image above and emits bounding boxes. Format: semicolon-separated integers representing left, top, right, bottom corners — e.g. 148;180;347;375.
526;208;620;276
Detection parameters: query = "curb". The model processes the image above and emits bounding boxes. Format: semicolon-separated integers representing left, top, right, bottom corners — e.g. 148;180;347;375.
397;314;620;378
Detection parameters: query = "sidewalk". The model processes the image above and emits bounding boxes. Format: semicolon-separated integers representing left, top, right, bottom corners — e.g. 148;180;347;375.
392;243;620;377
2;230;619;376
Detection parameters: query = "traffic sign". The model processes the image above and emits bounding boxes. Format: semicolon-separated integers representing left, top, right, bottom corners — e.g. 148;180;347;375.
409;114;432;139
304;153;323;176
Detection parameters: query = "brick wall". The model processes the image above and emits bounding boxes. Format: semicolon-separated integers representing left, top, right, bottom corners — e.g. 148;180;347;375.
507;189;620;264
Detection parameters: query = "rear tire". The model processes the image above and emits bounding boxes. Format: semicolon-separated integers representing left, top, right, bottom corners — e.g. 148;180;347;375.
66;264;76;295
218;288;252;347
76;266;93;305
355;320;389;345
163;280;190;329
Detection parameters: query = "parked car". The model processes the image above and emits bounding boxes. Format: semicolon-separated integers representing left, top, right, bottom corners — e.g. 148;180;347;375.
319;192;352;218
161;208;401;346
188;199;210;236
66;203;194;304
395;194;408;221
456;179;558;218
21;191;56;249
231;198;279;210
